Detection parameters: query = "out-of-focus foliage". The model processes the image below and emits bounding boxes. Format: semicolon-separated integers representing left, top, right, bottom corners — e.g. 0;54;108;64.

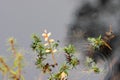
85;57;100;73
0;37;24;80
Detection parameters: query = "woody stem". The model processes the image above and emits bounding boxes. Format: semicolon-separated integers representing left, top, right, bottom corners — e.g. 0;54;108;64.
47;39;57;65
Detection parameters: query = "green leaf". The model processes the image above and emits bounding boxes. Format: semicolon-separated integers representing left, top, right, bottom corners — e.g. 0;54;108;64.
64;44;75;54
87;35;104;50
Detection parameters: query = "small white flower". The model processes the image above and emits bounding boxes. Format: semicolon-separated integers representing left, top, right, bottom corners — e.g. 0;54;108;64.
42;30;51;41
44;43;49;46
45;49;51;53
60;72;67;80
49;39;54;43
52;49;57;53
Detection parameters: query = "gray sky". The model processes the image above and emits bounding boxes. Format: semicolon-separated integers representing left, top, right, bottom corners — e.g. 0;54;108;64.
0;0;79;55
0;0;79;80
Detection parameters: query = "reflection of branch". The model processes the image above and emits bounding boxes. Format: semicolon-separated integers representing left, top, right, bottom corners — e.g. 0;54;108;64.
106;24;112;36
109;24;112;33
104;24;115;41
102;40;112;50
102;25;115;50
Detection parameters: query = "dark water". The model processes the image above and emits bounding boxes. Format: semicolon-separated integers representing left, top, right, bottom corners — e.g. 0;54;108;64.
66;0;120;80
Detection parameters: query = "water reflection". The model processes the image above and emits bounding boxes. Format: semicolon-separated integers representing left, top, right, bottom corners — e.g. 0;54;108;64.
66;0;120;80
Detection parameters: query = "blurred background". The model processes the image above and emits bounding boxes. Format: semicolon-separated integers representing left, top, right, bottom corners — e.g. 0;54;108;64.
0;0;81;80
1;0;120;80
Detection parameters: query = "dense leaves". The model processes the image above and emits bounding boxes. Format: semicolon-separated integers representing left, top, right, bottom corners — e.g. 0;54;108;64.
31;30;80;80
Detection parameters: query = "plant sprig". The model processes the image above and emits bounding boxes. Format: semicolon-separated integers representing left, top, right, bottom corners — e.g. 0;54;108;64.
31;30;80;80
88;35;112;50
0;37;24;80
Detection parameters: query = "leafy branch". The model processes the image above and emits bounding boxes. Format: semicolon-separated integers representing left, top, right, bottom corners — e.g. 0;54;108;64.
0;37;24;80
31;30;80;80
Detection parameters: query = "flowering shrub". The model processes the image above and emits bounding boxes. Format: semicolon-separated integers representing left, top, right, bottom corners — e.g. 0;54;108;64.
31;30;102;80
0;29;106;80
31;30;80;80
